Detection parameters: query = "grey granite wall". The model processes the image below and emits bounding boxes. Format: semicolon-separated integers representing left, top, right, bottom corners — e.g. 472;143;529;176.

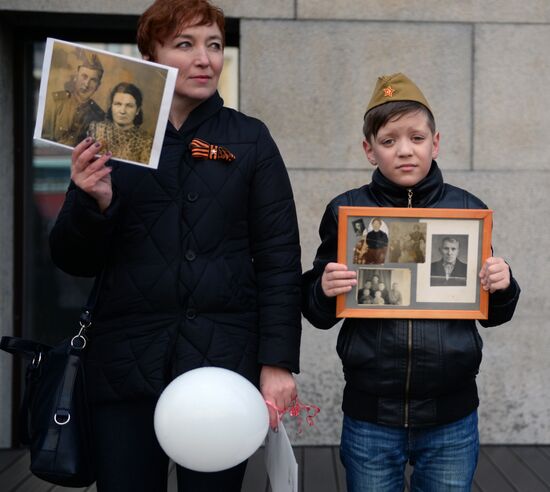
0;0;547;446
240;17;545;445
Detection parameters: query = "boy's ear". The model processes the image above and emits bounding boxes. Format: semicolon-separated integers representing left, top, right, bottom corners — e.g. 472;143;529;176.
362;139;377;167
432;131;440;160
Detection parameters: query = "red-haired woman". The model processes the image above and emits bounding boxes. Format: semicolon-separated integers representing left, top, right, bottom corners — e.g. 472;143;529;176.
50;1;302;490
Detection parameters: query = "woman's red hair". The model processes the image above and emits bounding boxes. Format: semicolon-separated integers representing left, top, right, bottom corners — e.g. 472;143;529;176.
137;0;225;60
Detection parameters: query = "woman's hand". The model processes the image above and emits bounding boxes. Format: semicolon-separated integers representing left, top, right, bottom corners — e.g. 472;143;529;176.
479;257;510;293
321;262;357;297
71;138;113;213
260;365;298;430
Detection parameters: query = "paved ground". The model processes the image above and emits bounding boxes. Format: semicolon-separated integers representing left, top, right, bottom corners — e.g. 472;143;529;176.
2;445;550;491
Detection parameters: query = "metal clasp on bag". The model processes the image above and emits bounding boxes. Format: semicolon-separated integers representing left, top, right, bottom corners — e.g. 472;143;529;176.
54;410;71;426
30;351;43;368
70;319;91;350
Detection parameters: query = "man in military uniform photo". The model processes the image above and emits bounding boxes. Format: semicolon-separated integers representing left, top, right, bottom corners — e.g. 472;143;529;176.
42;53;105;146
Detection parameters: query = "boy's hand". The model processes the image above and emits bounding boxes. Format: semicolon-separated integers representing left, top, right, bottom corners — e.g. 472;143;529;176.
479;257;510;293
322;262;357;297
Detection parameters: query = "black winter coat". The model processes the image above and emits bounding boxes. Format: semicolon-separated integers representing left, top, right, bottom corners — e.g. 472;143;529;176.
302;162;520;428
50;93;302;403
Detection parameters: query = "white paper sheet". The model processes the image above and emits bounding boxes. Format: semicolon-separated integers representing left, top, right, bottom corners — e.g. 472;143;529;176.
264;422;298;492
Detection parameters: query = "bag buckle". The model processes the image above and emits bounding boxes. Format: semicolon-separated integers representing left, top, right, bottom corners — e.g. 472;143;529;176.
30;352;43;368
70;320;91;350
54;410;71;426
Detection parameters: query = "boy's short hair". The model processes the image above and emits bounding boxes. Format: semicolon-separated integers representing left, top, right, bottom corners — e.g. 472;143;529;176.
363;101;436;141
137;0;226;60
363;72;436;141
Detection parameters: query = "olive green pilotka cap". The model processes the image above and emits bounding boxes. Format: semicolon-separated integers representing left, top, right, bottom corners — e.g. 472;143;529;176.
365;72;432;115
78;52;104;77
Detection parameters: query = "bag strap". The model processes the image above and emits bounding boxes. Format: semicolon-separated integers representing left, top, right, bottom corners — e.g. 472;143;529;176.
79;269;105;333
0;337;52;360
48;271;105;433
50;352;82;428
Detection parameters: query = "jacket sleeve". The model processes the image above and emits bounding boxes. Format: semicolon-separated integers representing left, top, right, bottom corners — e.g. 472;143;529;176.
479;269;520;328
49;182;120;277
301;202;341;330
249;123;302;373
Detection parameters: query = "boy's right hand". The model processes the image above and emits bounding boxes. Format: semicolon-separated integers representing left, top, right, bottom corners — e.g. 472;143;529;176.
71;138;113;213
321;262;357;297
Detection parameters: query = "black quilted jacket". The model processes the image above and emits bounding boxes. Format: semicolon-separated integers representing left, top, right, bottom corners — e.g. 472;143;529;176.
302;162;520;428
50;93;302;403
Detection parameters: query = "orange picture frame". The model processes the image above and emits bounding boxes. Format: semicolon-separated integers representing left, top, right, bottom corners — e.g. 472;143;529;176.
337;207;493;319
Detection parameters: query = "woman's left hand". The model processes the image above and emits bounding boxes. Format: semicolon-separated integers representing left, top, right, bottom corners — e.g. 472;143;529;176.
479;256;510;293
260;365;298;430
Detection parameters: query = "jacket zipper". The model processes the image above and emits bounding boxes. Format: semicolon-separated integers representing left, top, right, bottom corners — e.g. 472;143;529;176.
404;319;413;427
404;188;414;427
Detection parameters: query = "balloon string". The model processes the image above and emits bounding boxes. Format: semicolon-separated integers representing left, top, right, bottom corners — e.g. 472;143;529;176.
265;399;320;434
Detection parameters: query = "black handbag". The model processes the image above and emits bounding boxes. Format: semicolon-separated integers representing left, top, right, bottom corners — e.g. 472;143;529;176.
1;306;97;487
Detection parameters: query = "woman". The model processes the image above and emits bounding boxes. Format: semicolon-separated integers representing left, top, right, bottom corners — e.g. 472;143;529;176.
49;1;302;490
88;82;153;164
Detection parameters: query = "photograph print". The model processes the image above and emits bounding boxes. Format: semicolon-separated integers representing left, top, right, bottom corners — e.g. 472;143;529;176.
34;38;178;168
387;221;427;264
356;268;411;307
352;217;389;265
429;235;468;286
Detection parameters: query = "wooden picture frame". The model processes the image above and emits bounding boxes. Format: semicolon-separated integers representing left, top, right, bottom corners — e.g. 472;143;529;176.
337;207;493;319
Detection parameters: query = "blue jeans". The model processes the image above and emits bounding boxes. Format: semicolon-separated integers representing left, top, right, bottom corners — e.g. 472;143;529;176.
340;411;479;492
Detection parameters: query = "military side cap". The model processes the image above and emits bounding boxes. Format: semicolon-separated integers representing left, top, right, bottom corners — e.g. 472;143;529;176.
79;52;104;76
365;72;432;115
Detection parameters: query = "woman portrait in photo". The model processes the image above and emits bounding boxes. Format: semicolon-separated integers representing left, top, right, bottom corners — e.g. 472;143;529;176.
88;82;153;164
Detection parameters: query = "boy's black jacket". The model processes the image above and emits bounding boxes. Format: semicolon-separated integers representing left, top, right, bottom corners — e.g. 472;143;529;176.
302;162;520;427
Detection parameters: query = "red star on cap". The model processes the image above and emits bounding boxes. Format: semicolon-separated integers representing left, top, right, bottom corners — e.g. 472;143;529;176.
383;86;395;97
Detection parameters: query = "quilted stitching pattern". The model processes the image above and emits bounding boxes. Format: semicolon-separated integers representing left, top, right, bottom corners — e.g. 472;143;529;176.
52;95;301;403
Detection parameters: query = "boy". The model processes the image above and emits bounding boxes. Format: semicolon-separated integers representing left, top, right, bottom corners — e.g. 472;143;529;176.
302;73;520;492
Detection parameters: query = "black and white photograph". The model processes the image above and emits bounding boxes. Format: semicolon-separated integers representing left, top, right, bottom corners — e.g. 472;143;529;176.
351;218;366;237
416;219;481;305
429;235;469;286
34;38;177;168
356;268;411;307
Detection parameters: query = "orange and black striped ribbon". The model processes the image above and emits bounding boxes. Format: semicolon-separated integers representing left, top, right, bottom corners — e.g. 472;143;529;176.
189;138;236;162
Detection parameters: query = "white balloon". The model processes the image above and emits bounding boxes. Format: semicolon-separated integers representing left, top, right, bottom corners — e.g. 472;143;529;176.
154;367;269;472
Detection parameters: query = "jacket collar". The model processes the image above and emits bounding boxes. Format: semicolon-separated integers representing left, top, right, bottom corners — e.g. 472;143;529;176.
370;160;445;207
166;91;224;137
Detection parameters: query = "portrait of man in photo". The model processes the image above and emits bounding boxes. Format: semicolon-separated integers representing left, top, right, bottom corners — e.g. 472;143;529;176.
430;236;468;286
42;52;105;146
